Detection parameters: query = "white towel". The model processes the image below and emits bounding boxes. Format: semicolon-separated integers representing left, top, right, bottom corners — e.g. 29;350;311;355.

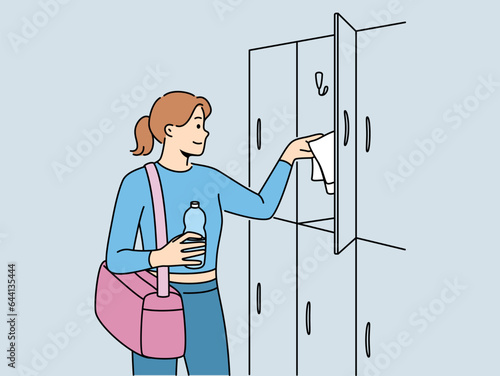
309;131;334;194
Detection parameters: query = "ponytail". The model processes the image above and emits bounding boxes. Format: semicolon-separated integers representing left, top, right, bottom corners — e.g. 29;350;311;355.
130;116;154;156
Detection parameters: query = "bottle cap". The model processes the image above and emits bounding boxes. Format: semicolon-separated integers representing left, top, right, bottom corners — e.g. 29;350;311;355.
190;201;199;208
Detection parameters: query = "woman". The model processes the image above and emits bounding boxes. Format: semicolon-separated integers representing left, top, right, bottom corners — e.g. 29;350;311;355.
106;91;321;375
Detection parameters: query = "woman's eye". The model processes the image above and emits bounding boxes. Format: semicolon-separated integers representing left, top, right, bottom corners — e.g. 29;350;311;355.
197;124;201;129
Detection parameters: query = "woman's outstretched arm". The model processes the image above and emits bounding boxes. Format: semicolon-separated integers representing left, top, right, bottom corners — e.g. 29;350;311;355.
218;159;293;219
219;134;322;219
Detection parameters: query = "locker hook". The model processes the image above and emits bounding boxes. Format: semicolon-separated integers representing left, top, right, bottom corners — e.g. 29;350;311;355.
315;71;329;96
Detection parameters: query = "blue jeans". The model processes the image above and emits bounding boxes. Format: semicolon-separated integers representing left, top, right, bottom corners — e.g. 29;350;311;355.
132;279;230;375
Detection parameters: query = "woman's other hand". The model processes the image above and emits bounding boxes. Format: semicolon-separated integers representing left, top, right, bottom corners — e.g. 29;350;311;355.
149;232;205;268
280;133;323;165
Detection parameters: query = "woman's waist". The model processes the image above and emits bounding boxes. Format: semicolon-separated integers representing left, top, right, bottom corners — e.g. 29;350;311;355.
149;269;216;283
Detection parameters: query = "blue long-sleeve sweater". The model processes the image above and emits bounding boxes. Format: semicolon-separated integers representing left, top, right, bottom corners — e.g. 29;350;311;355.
106;160;292;274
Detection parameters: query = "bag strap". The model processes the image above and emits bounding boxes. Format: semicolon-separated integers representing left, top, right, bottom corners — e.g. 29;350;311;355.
144;162;170;297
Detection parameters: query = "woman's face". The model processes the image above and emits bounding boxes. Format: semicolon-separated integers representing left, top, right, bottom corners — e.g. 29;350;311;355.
166;105;210;156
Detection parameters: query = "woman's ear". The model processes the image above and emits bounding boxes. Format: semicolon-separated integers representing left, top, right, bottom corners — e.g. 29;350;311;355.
165;124;174;138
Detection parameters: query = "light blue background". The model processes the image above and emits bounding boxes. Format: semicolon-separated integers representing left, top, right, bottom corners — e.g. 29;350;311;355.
1;0;499;375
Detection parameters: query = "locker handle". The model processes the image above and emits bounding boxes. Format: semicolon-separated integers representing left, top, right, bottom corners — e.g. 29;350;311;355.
305;301;311;335
315;71;329;96
365;322;371;358
365;116;371;152
256;283;261;314
343;110;350;146
257;118;262;150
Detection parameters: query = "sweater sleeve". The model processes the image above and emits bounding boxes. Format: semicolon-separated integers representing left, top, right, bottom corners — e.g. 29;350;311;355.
218;160;292;219
105;170;153;274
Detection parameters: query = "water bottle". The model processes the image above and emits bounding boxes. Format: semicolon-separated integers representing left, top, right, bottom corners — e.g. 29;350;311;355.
183;201;206;269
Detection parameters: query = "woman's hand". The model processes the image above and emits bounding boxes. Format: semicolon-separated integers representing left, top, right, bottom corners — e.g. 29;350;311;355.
149;232;206;268
280;133;323;165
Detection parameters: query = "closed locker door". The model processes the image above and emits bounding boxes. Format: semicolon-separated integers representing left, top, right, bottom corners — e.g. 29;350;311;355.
356;24;410;251
250;43;297;223
357;241;409;376
297;225;354;375
250;219;297;376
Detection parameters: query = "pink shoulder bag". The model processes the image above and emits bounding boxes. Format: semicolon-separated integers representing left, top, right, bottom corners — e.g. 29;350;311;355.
94;162;185;358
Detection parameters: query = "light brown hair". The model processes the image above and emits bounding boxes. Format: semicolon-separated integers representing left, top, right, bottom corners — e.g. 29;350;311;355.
131;91;212;156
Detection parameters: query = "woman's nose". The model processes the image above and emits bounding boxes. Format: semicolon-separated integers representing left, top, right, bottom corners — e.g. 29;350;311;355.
205;130;210;138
